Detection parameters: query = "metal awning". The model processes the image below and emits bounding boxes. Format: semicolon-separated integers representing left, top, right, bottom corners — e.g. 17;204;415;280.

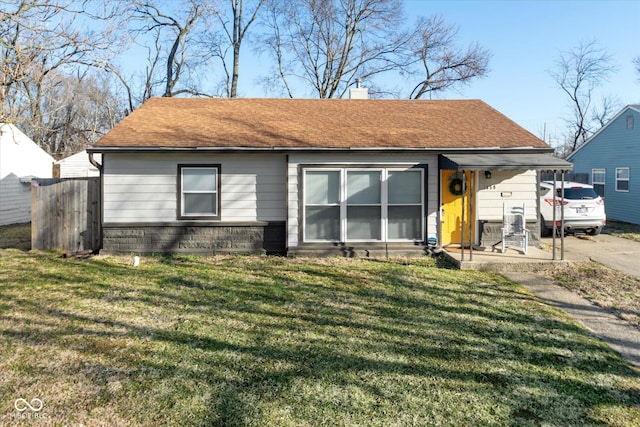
439;153;573;171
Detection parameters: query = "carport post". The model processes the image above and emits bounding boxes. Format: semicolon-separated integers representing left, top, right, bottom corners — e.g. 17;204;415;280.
469;171;474;261
461;170;466;261
552;172;557;261
561;173;565;260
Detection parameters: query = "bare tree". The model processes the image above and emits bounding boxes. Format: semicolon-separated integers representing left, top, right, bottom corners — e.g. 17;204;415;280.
212;0;265;97
634;56;640;79
261;0;413;98
34;69;125;158
550;40;617;153
128;0;211;100
406;16;491;99
260;0;490;99
591;95;621;128
0;0;123;154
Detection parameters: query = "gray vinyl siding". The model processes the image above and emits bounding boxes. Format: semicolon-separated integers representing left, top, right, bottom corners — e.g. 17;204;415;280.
287;153;439;249
103;153;286;223
477;170;538;221
568;107;640;224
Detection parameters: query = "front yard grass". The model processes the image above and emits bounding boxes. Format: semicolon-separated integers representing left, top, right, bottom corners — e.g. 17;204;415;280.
1;251;639;426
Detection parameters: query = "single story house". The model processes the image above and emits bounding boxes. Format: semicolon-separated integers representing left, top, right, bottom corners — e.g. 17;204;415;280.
0;123;54;226
87;97;571;256
567;105;640;225
54;149;101;178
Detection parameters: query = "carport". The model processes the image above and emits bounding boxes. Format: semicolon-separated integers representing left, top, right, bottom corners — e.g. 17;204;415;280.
438;151;574;263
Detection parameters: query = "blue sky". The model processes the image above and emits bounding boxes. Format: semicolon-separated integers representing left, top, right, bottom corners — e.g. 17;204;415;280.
399;0;640;145
118;1;639;147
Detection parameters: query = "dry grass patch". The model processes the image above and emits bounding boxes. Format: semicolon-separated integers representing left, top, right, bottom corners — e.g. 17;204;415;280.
1;251;639;426
606;220;640;243
537;261;640;328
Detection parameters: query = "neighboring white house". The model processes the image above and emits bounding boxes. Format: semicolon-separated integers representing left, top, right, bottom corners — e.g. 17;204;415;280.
55;149;101;178
0;124;54;226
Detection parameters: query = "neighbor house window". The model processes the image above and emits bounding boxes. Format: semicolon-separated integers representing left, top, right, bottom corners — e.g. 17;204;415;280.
178;164;221;219
592;168;605;197
627;115;634;129
303;168;424;242
616;167;629;192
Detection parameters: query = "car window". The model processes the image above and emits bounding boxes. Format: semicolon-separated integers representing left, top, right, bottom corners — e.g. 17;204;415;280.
557;187;598;200
540;187;552;196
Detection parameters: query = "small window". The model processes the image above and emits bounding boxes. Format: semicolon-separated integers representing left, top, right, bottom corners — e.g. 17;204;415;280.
592;168;605;197
627;115;634;129
616;167;629;192
178;164;221;219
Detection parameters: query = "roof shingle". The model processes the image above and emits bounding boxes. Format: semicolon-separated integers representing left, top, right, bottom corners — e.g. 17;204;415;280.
93;98;549;150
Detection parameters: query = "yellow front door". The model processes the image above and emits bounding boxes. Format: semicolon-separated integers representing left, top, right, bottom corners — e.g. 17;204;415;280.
441;170;473;245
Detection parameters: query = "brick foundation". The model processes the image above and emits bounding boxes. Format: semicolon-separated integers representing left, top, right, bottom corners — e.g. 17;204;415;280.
102;222;286;255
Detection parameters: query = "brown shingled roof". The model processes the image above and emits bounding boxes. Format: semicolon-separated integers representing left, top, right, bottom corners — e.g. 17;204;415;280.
93;97;549;150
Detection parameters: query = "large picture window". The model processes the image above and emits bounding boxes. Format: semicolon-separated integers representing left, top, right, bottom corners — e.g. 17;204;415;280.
303;168;424;242
178;164;221;219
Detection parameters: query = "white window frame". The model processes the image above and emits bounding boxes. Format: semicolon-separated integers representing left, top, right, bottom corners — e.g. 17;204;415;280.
303;168;342;242
178;164;221;219
345;168;384;242
302;167;424;243
616;167;630;192
592;168;605;197
386;168;424;242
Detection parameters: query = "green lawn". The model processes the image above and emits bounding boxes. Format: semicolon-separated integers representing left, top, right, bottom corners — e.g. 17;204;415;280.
1;251;639;426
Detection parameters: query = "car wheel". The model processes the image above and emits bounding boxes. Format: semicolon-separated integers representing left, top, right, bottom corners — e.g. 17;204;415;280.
540;217;552;237
587;227;602;236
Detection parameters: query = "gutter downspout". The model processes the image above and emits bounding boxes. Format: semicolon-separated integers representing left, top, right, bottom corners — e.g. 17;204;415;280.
88;152;103;172
88;151;103;251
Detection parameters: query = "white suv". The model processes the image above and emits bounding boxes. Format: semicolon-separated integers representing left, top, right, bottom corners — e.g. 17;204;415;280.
539;181;606;236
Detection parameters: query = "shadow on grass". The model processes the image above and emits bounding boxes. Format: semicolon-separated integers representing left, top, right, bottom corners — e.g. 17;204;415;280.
1;253;639;425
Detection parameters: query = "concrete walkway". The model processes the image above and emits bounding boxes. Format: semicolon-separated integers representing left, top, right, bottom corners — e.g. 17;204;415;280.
505;269;640;369
503;234;640;368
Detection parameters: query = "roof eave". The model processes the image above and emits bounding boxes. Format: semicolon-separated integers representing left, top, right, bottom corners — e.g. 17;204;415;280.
87;146;554;154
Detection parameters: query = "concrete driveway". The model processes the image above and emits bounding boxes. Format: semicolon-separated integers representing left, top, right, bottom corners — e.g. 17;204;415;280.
541;233;640;278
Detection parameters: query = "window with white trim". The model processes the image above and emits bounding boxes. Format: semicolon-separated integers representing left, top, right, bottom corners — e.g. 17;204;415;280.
616;167;629;192
303;168;424;242
178;164;221;219
592;168;605;197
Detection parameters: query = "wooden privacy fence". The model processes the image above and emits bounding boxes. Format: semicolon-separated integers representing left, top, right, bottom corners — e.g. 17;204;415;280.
32;178;101;251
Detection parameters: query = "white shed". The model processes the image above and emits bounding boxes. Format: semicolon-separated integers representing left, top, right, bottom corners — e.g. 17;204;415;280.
55;149;101;178
0;124;54;226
